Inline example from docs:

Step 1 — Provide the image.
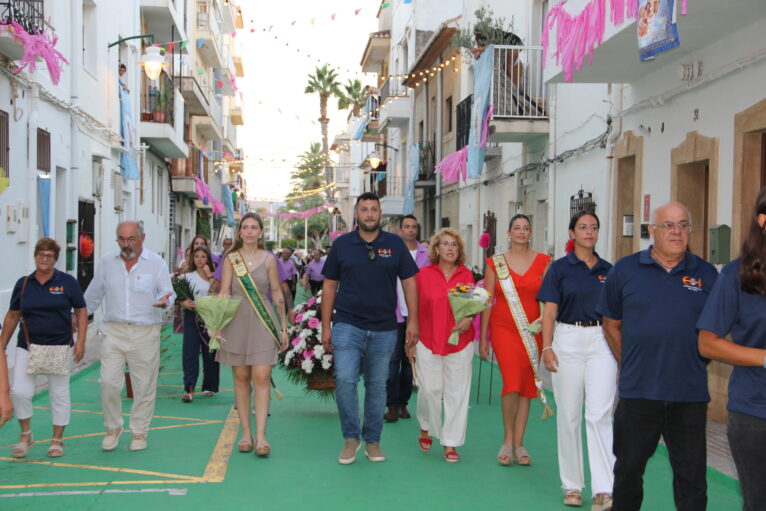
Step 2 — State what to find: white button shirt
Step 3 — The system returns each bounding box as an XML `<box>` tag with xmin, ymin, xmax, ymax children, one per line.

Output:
<box><xmin>84</xmin><ymin>249</ymin><xmax>175</xmax><ymax>325</ymax></box>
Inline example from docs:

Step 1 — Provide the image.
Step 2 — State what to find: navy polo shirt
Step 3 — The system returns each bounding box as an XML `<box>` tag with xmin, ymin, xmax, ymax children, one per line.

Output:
<box><xmin>9</xmin><ymin>270</ymin><xmax>86</xmax><ymax>350</ymax></box>
<box><xmin>596</xmin><ymin>247</ymin><xmax>718</xmax><ymax>402</ymax></box>
<box><xmin>697</xmin><ymin>259</ymin><xmax>766</xmax><ymax>419</ymax></box>
<box><xmin>537</xmin><ymin>252</ymin><xmax>612</xmax><ymax>323</ymax></box>
<box><xmin>322</xmin><ymin>230</ymin><xmax>419</xmax><ymax>331</ymax></box>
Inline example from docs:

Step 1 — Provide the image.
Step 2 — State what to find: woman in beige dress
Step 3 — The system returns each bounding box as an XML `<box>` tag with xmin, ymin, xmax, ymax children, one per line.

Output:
<box><xmin>219</xmin><ymin>213</ymin><xmax>288</xmax><ymax>457</ymax></box>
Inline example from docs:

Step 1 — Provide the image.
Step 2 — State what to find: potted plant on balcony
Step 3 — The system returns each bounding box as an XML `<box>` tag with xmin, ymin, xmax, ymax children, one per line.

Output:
<box><xmin>152</xmin><ymin>88</ymin><xmax>172</xmax><ymax>123</ymax></box>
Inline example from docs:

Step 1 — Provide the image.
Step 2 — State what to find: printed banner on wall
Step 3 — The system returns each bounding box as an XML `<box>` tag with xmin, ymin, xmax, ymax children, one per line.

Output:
<box><xmin>637</xmin><ymin>0</ymin><xmax>680</xmax><ymax>61</ymax></box>
<box><xmin>119</xmin><ymin>85</ymin><xmax>139</xmax><ymax>180</ymax></box>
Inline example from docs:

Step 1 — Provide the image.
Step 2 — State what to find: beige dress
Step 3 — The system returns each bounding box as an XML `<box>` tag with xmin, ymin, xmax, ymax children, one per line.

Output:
<box><xmin>217</xmin><ymin>261</ymin><xmax>279</xmax><ymax>366</ymax></box>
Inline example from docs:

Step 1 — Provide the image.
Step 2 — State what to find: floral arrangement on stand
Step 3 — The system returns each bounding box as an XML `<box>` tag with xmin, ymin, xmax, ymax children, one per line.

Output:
<box><xmin>279</xmin><ymin>291</ymin><xmax>335</xmax><ymax>399</ymax></box>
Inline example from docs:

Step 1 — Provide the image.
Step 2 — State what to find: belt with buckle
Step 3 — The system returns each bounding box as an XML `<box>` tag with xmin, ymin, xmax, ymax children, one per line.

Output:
<box><xmin>561</xmin><ymin>320</ymin><xmax>602</xmax><ymax>327</ymax></box>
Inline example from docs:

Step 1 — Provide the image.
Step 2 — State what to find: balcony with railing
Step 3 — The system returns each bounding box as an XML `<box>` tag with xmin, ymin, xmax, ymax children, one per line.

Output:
<box><xmin>364</xmin><ymin>170</ymin><xmax>407</xmax><ymax>216</ymax></box>
<box><xmin>177</xmin><ymin>74</ymin><xmax>211</xmax><ymax>116</ymax></box>
<box><xmin>140</xmin><ymin>71</ymin><xmax>188</xmax><ymax>158</ymax></box>
<box><xmin>0</xmin><ymin>0</ymin><xmax>44</xmax><ymax>59</ymax></box>
<box><xmin>196</xmin><ymin>0</ymin><xmax>224</xmax><ymax>68</ymax></box>
<box><xmin>334</xmin><ymin>167</ymin><xmax>351</xmax><ymax>189</ymax></box>
<box><xmin>456</xmin><ymin>94</ymin><xmax>501</xmax><ymax>160</ymax></box>
<box><xmin>378</xmin><ymin>77</ymin><xmax>409</xmax><ymax>131</ymax></box>
<box><xmin>415</xmin><ymin>141</ymin><xmax>436</xmax><ymax>187</ymax></box>
<box><xmin>141</xmin><ymin>0</ymin><xmax>186</xmax><ymax>52</ymax></box>
<box><xmin>223</xmin><ymin>115</ymin><xmax>237</xmax><ymax>151</ymax></box>
<box><xmin>192</xmin><ymin>93</ymin><xmax>223</xmax><ymax>142</ymax></box>
<box><xmin>488</xmin><ymin>45</ymin><xmax>549</xmax><ymax>143</ymax></box>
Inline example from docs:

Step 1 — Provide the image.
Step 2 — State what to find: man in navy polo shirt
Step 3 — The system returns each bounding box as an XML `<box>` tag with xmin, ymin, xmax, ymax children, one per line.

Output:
<box><xmin>321</xmin><ymin>192</ymin><xmax>420</xmax><ymax>465</ymax></box>
<box><xmin>597</xmin><ymin>202</ymin><xmax>718</xmax><ymax>511</ymax></box>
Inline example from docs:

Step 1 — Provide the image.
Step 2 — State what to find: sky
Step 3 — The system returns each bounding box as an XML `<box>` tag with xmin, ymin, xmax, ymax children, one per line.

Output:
<box><xmin>236</xmin><ymin>1</ymin><xmax>381</xmax><ymax>201</ymax></box>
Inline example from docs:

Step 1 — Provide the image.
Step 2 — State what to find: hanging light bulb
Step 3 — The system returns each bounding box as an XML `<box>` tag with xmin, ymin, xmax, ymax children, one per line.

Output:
<box><xmin>140</xmin><ymin>46</ymin><xmax>166</xmax><ymax>80</ymax></box>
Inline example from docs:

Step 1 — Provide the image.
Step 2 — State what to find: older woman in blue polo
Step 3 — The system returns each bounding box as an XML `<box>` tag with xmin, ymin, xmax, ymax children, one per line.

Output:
<box><xmin>0</xmin><ymin>238</ymin><xmax>88</xmax><ymax>458</ymax></box>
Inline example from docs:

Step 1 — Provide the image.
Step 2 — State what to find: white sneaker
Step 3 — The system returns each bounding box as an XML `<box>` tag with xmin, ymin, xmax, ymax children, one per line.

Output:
<box><xmin>102</xmin><ymin>427</ymin><xmax>123</xmax><ymax>451</ymax></box>
<box><xmin>130</xmin><ymin>433</ymin><xmax>148</xmax><ymax>451</ymax></box>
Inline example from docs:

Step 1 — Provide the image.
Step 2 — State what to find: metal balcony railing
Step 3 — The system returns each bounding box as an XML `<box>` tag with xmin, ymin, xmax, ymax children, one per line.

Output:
<box><xmin>456</xmin><ymin>94</ymin><xmax>472</xmax><ymax>149</ymax></box>
<box><xmin>141</xmin><ymin>72</ymin><xmax>175</xmax><ymax>127</ymax></box>
<box><xmin>0</xmin><ymin>0</ymin><xmax>44</xmax><ymax>35</ymax></box>
<box><xmin>334</xmin><ymin>167</ymin><xmax>351</xmax><ymax>184</ymax></box>
<box><xmin>380</xmin><ymin>77</ymin><xmax>407</xmax><ymax>103</ymax></box>
<box><xmin>491</xmin><ymin>45</ymin><xmax>548</xmax><ymax>119</ymax></box>
<box><xmin>363</xmin><ymin>94</ymin><xmax>379</xmax><ymax>121</ymax></box>
<box><xmin>418</xmin><ymin>141</ymin><xmax>435</xmax><ymax>181</ymax></box>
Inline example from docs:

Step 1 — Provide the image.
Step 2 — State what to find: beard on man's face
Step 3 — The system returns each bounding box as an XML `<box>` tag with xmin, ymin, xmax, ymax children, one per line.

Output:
<box><xmin>121</xmin><ymin>246</ymin><xmax>136</xmax><ymax>259</ymax></box>
<box><xmin>358</xmin><ymin>218</ymin><xmax>380</xmax><ymax>232</ymax></box>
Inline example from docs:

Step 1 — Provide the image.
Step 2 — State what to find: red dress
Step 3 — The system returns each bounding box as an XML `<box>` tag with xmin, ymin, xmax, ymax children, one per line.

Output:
<box><xmin>486</xmin><ymin>253</ymin><xmax>550</xmax><ymax>397</ymax></box>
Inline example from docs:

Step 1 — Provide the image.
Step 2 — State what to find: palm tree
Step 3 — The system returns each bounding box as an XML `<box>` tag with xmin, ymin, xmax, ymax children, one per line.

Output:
<box><xmin>337</xmin><ymin>79</ymin><xmax>367</xmax><ymax>118</ymax></box>
<box><xmin>304</xmin><ymin>64</ymin><xmax>341</xmax><ymax>192</ymax></box>
<box><xmin>291</xmin><ymin>142</ymin><xmax>325</xmax><ymax>190</ymax></box>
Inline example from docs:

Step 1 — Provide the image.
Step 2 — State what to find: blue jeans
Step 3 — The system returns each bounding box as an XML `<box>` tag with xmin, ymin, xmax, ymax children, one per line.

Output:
<box><xmin>727</xmin><ymin>410</ymin><xmax>766</xmax><ymax>511</ymax></box>
<box><xmin>332</xmin><ymin>323</ymin><xmax>397</xmax><ymax>444</ymax></box>
<box><xmin>386</xmin><ymin>321</ymin><xmax>412</xmax><ymax>407</ymax></box>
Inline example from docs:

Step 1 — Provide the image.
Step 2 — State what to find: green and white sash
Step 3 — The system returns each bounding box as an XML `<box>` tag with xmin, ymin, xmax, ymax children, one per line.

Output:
<box><xmin>492</xmin><ymin>254</ymin><xmax>554</xmax><ymax>419</ymax></box>
<box><xmin>228</xmin><ymin>251</ymin><xmax>280</xmax><ymax>347</ymax></box>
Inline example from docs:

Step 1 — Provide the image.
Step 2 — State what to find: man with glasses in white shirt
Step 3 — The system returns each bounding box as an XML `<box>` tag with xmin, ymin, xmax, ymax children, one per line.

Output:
<box><xmin>84</xmin><ymin>221</ymin><xmax>174</xmax><ymax>452</ymax></box>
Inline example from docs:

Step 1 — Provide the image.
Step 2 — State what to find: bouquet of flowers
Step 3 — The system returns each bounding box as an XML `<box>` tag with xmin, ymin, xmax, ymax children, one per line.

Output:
<box><xmin>447</xmin><ymin>283</ymin><xmax>492</xmax><ymax>345</ymax></box>
<box><xmin>194</xmin><ymin>295</ymin><xmax>242</xmax><ymax>351</ymax></box>
<box><xmin>278</xmin><ymin>291</ymin><xmax>335</xmax><ymax>399</ymax></box>
<box><xmin>171</xmin><ymin>277</ymin><xmax>195</xmax><ymax>303</ymax></box>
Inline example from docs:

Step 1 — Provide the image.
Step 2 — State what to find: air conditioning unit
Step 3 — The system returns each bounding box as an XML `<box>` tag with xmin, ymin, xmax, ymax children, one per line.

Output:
<box><xmin>113</xmin><ymin>172</ymin><xmax>123</xmax><ymax>212</ymax></box>
<box><xmin>16</xmin><ymin>201</ymin><xmax>29</xmax><ymax>243</ymax></box>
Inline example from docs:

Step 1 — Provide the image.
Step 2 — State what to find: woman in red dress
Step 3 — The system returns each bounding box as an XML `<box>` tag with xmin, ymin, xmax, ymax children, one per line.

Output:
<box><xmin>480</xmin><ymin>214</ymin><xmax>550</xmax><ymax>466</ymax></box>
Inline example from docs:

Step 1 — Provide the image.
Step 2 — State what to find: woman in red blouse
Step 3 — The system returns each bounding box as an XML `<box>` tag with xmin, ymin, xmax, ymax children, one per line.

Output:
<box><xmin>414</xmin><ymin>228</ymin><xmax>476</xmax><ymax>463</ymax></box>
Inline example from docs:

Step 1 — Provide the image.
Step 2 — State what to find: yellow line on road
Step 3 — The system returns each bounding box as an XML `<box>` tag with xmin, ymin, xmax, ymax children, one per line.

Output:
<box><xmin>0</xmin><ymin>479</ymin><xmax>207</xmax><ymax>490</ymax></box>
<box><xmin>201</xmin><ymin>407</ymin><xmax>239</xmax><ymax>482</ymax></box>
<box><xmin>28</xmin><ymin>420</ymin><xmax>223</xmax><ymax>444</ymax></box>
<box><xmin>0</xmin><ymin>457</ymin><xmax>200</xmax><ymax>481</ymax></box>
<box><xmin>33</xmin><ymin>406</ymin><xmax>214</xmax><ymax>422</ymax></box>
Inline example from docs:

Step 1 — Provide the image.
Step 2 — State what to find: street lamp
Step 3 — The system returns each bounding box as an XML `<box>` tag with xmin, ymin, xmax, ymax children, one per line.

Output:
<box><xmin>107</xmin><ymin>34</ymin><xmax>167</xmax><ymax>81</ymax></box>
<box><xmin>368</xmin><ymin>143</ymin><xmax>399</xmax><ymax>170</ymax></box>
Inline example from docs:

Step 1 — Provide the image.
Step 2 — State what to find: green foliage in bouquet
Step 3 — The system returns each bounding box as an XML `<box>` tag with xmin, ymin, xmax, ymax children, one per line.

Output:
<box><xmin>172</xmin><ymin>277</ymin><xmax>195</xmax><ymax>304</ymax></box>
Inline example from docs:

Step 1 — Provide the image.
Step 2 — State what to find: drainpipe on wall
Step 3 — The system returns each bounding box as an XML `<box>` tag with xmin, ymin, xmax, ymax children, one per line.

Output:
<box><xmin>435</xmin><ymin>56</ymin><xmax>443</xmax><ymax>232</ymax></box>
<box><xmin>27</xmin><ymin>83</ymin><xmax>40</xmax><ymax>263</ymax></box>
<box><xmin>70</xmin><ymin>0</ymin><xmax>82</xmax><ymax>267</ymax></box>
<box><xmin>605</xmin><ymin>84</ymin><xmax>624</xmax><ymax>258</ymax></box>
<box><xmin>546</xmin><ymin>84</ymin><xmax>557</xmax><ymax>257</ymax></box>
<box><xmin>423</xmin><ymin>80</ymin><xmax>429</xmax><ymax>234</ymax></box>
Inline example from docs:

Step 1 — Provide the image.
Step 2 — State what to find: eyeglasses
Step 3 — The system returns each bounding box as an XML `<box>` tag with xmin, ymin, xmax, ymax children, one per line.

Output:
<box><xmin>117</xmin><ymin>236</ymin><xmax>138</xmax><ymax>244</ymax></box>
<box><xmin>439</xmin><ymin>241</ymin><xmax>459</xmax><ymax>249</ymax></box>
<box><xmin>653</xmin><ymin>221</ymin><xmax>692</xmax><ymax>232</ymax></box>
<box><xmin>364</xmin><ymin>243</ymin><xmax>376</xmax><ymax>261</ymax></box>
<box><xmin>35</xmin><ymin>252</ymin><xmax>56</xmax><ymax>260</ymax></box>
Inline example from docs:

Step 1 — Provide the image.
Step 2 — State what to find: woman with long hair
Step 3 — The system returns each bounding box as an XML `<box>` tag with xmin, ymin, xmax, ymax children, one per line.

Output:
<box><xmin>480</xmin><ymin>214</ymin><xmax>550</xmax><ymax>467</ymax></box>
<box><xmin>538</xmin><ymin>211</ymin><xmax>616</xmax><ymax>508</ymax></box>
<box><xmin>219</xmin><ymin>213</ymin><xmax>288</xmax><ymax>457</ymax></box>
<box><xmin>698</xmin><ymin>187</ymin><xmax>766</xmax><ymax>510</ymax></box>
<box><xmin>180</xmin><ymin>246</ymin><xmax>220</xmax><ymax>402</ymax></box>
<box><xmin>180</xmin><ymin>235</ymin><xmax>211</xmax><ymax>273</ymax></box>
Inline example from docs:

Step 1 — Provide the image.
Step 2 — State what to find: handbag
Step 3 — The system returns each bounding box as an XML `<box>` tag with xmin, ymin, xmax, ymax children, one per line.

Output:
<box><xmin>19</xmin><ymin>276</ymin><xmax>71</xmax><ymax>376</ymax></box>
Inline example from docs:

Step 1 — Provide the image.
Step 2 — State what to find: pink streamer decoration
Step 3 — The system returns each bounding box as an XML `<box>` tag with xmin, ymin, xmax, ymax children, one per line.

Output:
<box><xmin>681</xmin><ymin>0</ymin><xmax>687</xmax><ymax>15</ymax></box>
<box><xmin>329</xmin><ymin>230</ymin><xmax>347</xmax><ymax>241</ymax></box>
<box><xmin>435</xmin><ymin>105</ymin><xmax>494</xmax><ymax>185</ymax></box>
<box><xmin>543</xmin><ymin>0</ymin><xmax>639</xmax><ymax>82</ymax></box>
<box><xmin>8</xmin><ymin>22</ymin><xmax>69</xmax><ymax>85</ymax></box>
<box><xmin>261</xmin><ymin>204</ymin><xmax>334</xmax><ymax>220</ymax></box>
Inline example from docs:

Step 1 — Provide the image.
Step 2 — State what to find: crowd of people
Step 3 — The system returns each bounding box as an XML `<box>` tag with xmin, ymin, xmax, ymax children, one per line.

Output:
<box><xmin>0</xmin><ymin>189</ymin><xmax>765</xmax><ymax>511</ymax></box>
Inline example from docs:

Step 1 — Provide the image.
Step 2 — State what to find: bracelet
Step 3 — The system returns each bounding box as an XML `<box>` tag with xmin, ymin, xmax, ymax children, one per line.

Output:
<box><xmin>541</xmin><ymin>346</ymin><xmax>554</xmax><ymax>353</ymax></box>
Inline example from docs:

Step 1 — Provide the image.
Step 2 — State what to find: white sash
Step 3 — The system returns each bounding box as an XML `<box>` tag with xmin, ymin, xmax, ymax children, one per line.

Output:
<box><xmin>492</xmin><ymin>254</ymin><xmax>554</xmax><ymax>419</ymax></box>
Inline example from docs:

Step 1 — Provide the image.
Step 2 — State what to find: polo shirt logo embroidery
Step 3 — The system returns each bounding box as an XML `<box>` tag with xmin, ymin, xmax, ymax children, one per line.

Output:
<box><xmin>682</xmin><ymin>276</ymin><xmax>703</xmax><ymax>292</ymax></box>
<box><xmin>49</xmin><ymin>286</ymin><xmax>64</xmax><ymax>294</ymax></box>
<box><xmin>377</xmin><ymin>248</ymin><xmax>393</xmax><ymax>258</ymax></box>
<box><xmin>597</xmin><ymin>275</ymin><xmax>606</xmax><ymax>283</ymax></box>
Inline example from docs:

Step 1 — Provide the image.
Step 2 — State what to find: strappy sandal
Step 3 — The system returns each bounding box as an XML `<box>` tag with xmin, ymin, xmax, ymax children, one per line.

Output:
<box><xmin>238</xmin><ymin>436</ymin><xmax>253</xmax><ymax>453</ymax></box>
<box><xmin>444</xmin><ymin>449</ymin><xmax>460</xmax><ymax>463</ymax></box>
<box><xmin>418</xmin><ymin>430</ymin><xmax>432</xmax><ymax>452</ymax></box>
<box><xmin>12</xmin><ymin>431</ymin><xmax>34</xmax><ymax>458</ymax></box>
<box><xmin>497</xmin><ymin>444</ymin><xmax>513</xmax><ymax>466</ymax></box>
<box><xmin>48</xmin><ymin>438</ymin><xmax>64</xmax><ymax>458</ymax></box>
<box><xmin>255</xmin><ymin>441</ymin><xmax>271</xmax><ymax>458</ymax></box>
<box><xmin>514</xmin><ymin>446</ymin><xmax>532</xmax><ymax>466</ymax></box>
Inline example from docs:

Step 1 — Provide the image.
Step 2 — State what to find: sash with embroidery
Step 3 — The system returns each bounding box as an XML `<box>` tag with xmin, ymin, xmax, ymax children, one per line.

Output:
<box><xmin>228</xmin><ymin>251</ymin><xmax>281</xmax><ymax>347</ymax></box>
<box><xmin>492</xmin><ymin>254</ymin><xmax>554</xmax><ymax>419</ymax></box>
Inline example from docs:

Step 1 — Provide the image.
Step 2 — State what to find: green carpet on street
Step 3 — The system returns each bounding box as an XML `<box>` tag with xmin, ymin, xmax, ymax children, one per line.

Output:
<box><xmin>0</xmin><ymin>287</ymin><xmax>742</xmax><ymax>510</ymax></box>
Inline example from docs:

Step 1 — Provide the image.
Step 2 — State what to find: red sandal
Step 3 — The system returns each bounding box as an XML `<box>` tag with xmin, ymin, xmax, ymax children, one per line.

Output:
<box><xmin>444</xmin><ymin>450</ymin><xmax>460</xmax><ymax>463</ymax></box>
<box><xmin>418</xmin><ymin>430</ymin><xmax>432</xmax><ymax>452</ymax></box>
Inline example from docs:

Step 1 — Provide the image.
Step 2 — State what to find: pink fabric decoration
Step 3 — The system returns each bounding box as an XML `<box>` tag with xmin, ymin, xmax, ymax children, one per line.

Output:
<box><xmin>435</xmin><ymin>105</ymin><xmax>494</xmax><ymax>185</ymax></box>
<box><xmin>262</xmin><ymin>204</ymin><xmax>335</xmax><ymax>220</ymax></box>
<box><xmin>681</xmin><ymin>0</ymin><xmax>687</xmax><ymax>15</ymax></box>
<box><xmin>9</xmin><ymin>22</ymin><xmax>69</xmax><ymax>85</ymax></box>
<box><xmin>330</xmin><ymin>230</ymin><xmax>347</xmax><ymax>241</ymax></box>
<box><xmin>544</xmin><ymin>0</ymin><xmax>640</xmax><ymax>82</ymax></box>
<box><xmin>212</xmin><ymin>198</ymin><xmax>224</xmax><ymax>215</ymax></box>
<box><xmin>565</xmin><ymin>239</ymin><xmax>576</xmax><ymax>254</ymax></box>
<box><xmin>479</xmin><ymin>232</ymin><xmax>491</xmax><ymax>249</ymax></box>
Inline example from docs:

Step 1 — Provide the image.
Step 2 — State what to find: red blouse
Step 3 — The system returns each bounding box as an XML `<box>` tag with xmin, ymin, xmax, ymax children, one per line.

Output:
<box><xmin>415</xmin><ymin>264</ymin><xmax>476</xmax><ymax>356</ymax></box>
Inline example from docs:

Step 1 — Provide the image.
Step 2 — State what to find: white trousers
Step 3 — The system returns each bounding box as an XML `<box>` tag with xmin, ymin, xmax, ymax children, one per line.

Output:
<box><xmin>10</xmin><ymin>347</ymin><xmax>72</xmax><ymax>426</ymax></box>
<box><xmin>100</xmin><ymin>322</ymin><xmax>161</xmax><ymax>435</ymax></box>
<box><xmin>415</xmin><ymin>342</ymin><xmax>474</xmax><ymax>447</ymax></box>
<box><xmin>551</xmin><ymin>323</ymin><xmax>618</xmax><ymax>494</ymax></box>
